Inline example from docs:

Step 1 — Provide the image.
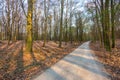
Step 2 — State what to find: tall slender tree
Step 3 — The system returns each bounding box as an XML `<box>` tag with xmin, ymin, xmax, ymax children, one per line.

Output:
<box><xmin>26</xmin><ymin>0</ymin><xmax>34</xmax><ymax>52</ymax></box>
<box><xmin>111</xmin><ymin>0</ymin><xmax>115</xmax><ymax>48</ymax></box>
<box><xmin>59</xmin><ymin>0</ymin><xmax>64</xmax><ymax>47</ymax></box>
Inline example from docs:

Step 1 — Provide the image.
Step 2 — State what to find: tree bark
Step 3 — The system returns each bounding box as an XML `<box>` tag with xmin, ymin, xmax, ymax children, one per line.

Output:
<box><xmin>26</xmin><ymin>0</ymin><xmax>34</xmax><ymax>52</ymax></box>
<box><xmin>59</xmin><ymin>0</ymin><xmax>64</xmax><ymax>47</ymax></box>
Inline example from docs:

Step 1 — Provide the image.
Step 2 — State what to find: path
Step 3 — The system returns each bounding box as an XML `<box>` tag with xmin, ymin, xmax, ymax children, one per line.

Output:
<box><xmin>32</xmin><ymin>41</ymin><xmax>110</xmax><ymax>80</ymax></box>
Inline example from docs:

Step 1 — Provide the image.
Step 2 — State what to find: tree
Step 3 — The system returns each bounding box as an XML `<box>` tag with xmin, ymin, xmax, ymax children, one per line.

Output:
<box><xmin>65</xmin><ymin>0</ymin><xmax>68</xmax><ymax>45</ymax></box>
<box><xmin>104</xmin><ymin>0</ymin><xmax>111</xmax><ymax>51</ymax></box>
<box><xmin>6</xmin><ymin>0</ymin><xmax>11</xmax><ymax>45</ymax></box>
<box><xmin>33</xmin><ymin>1</ymin><xmax>40</xmax><ymax>40</ymax></box>
<box><xmin>26</xmin><ymin>0</ymin><xmax>34</xmax><ymax>52</ymax></box>
<box><xmin>87</xmin><ymin>0</ymin><xmax>113</xmax><ymax>51</ymax></box>
<box><xmin>43</xmin><ymin>0</ymin><xmax>49</xmax><ymax>47</ymax></box>
<box><xmin>59</xmin><ymin>0</ymin><xmax>64</xmax><ymax>47</ymax></box>
<box><xmin>111</xmin><ymin>0</ymin><xmax>115</xmax><ymax>48</ymax></box>
<box><xmin>69</xmin><ymin>0</ymin><xmax>73</xmax><ymax>44</ymax></box>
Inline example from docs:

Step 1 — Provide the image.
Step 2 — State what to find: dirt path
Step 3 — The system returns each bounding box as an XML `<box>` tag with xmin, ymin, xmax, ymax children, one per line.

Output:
<box><xmin>32</xmin><ymin>42</ymin><xmax>110</xmax><ymax>80</ymax></box>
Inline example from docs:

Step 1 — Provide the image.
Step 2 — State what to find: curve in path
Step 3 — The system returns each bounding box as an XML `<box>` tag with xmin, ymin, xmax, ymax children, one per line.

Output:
<box><xmin>32</xmin><ymin>41</ymin><xmax>110</xmax><ymax>80</ymax></box>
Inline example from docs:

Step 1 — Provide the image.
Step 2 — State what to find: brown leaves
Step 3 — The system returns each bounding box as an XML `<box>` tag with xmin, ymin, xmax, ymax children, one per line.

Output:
<box><xmin>0</xmin><ymin>41</ymin><xmax>79</xmax><ymax>80</ymax></box>
<box><xmin>90</xmin><ymin>40</ymin><xmax>120</xmax><ymax>80</ymax></box>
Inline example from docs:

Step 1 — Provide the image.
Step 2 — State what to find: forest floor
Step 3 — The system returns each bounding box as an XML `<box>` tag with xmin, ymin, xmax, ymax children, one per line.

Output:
<box><xmin>0</xmin><ymin>41</ymin><xmax>80</xmax><ymax>80</ymax></box>
<box><xmin>90</xmin><ymin>40</ymin><xmax>120</xmax><ymax>80</ymax></box>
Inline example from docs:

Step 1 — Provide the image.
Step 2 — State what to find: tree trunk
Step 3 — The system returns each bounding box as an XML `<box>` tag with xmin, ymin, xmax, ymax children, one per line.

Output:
<box><xmin>59</xmin><ymin>0</ymin><xmax>64</xmax><ymax>47</ymax></box>
<box><xmin>111</xmin><ymin>0</ymin><xmax>115</xmax><ymax>48</ymax></box>
<box><xmin>26</xmin><ymin>0</ymin><xmax>34</xmax><ymax>52</ymax></box>
<box><xmin>105</xmin><ymin>0</ymin><xmax>111</xmax><ymax>51</ymax></box>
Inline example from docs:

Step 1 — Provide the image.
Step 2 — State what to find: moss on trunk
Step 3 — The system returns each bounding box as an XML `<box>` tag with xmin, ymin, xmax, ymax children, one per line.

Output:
<box><xmin>26</xmin><ymin>0</ymin><xmax>34</xmax><ymax>52</ymax></box>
